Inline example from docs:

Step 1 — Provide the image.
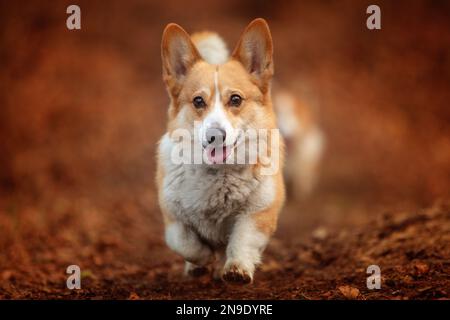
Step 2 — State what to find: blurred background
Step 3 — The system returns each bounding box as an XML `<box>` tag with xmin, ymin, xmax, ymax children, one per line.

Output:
<box><xmin>0</xmin><ymin>0</ymin><xmax>449</xmax><ymax>298</ymax></box>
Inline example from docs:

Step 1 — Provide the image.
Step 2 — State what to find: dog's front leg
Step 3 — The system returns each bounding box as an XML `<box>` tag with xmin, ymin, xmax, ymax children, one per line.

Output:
<box><xmin>165</xmin><ymin>221</ymin><xmax>214</xmax><ymax>276</ymax></box>
<box><xmin>222</xmin><ymin>210</ymin><xmax>276</xmax><ymax>284</ymax></box>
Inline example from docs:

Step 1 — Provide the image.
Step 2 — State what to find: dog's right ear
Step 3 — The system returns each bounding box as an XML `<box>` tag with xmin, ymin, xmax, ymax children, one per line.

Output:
<box><xmin>161</xmin><ymin>23</ymin><xmax>200</xmax><ymax>94</ymax></box>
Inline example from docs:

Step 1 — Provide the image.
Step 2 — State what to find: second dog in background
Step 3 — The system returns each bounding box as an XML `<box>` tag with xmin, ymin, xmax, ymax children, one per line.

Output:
<box><xmin>274</xmin><ymin>91</ymin><xmax>324</xmax><ymax>198</ymax></box>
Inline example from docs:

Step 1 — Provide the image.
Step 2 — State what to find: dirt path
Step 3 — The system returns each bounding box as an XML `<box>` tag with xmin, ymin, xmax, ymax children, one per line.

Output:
<box><xmin>1</xmin><ymin>195</ymin><xmax>448</xmax><ymax>300</ymax></box>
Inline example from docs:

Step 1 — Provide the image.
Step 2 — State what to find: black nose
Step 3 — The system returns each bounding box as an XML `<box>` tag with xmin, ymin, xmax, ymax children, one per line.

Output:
<box><xmin>206</xmin><ymin>127</ymin><xmax>226</xmax><ymax>145</ymax></box>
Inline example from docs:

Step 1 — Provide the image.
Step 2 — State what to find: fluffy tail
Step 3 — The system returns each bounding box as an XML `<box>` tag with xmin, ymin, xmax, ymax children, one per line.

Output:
<box><xmin>191</xmin><ymin>31</ymin><xmax>229</xmax><ymax>65</ymax></box>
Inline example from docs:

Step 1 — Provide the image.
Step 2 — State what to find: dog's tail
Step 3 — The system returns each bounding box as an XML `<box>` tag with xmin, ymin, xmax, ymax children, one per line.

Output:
<box><xmin>192</xmin><ymin>31</ymin><xmax>229</xmax><ymax>65</ymax></box>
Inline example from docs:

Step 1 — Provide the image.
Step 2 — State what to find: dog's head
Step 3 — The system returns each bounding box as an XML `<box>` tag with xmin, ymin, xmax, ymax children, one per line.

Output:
<box><xmin>161</xmin><ymin>18</ymin><xmax>276</xmax><ymax>165</ymax></box>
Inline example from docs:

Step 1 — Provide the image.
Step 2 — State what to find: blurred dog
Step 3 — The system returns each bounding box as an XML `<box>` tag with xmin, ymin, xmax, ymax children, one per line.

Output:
<box><xmin>273</xmin><ymin>91</ymin><xmax>324</xmax><ymax>198</ymax></box>
<box><xmin>156</xmin><ymin>19</ymin><xmax>285</xmax><ymax>283</ymax></box>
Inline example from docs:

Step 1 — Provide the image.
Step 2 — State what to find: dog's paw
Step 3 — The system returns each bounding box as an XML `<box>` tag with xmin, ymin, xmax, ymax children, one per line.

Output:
<box><xmin>221</xmin><ymin>261</ymin><xmax>253</xmax><ymax>284</ymax></box>
<box><xmin>184</xmin><ymin>262</ymin><xmax>209</xmax><ymax>278</ymax></box>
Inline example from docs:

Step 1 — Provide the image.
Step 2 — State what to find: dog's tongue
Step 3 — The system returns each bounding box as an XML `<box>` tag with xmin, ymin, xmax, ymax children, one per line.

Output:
<box><xmin>206</xmin><ymin>146</ymin><xmax>231</xmax><ymax>164</ymax></box>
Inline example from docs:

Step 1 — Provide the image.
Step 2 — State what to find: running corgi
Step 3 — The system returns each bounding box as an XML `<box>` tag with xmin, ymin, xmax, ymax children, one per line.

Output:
<box><xmin>156</xmin><ymin>18</ymin><xmax>285</xmax><ymax>284</ymax></box>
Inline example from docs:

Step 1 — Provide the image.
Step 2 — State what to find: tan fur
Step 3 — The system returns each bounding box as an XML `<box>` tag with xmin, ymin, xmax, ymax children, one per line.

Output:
<box><xmin>274</xmin><ymin>90</ymin><xmax>316</xmax><ymax>135</ymax></box>
<box><xmin>191</xmin><ymin>31</ymin><xmax>217</xmax><ymax>44</ymax></box>
<box><xmin>273</xmin><ymin>90</ymin><xmax>324</xmax><ymax>197</ymax></box>
<box><xmin>253</xmin><ymin>171</ymin><xmax>285</xmax><ymax>236</ymax></box>
<box><xmin>157</xmin><ymin>18</ymin><xmax>284</xmax><ymax>284</ymax></box>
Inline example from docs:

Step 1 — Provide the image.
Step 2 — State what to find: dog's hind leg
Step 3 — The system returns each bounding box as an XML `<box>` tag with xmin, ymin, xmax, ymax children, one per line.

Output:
<box><xmin>212</xmin><ymin>248</ymin><xmax>226</xmax><ymax>280</ymax></box>
<box><xmin>184</xmin><ymin>261</ymin><xmax>209</xmax><ymax>278</ymax></box>
<box><xmin>165</xmin><ymin>221</ymin><xmax>214</xmax><ymax>269</ymax></box>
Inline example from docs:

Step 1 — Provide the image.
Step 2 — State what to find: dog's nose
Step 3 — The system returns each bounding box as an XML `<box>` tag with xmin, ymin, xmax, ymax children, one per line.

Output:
<box><xmin>206</xmin><ymin>127</ymin><xmax>226</xmax><ymax>145</ymax></box>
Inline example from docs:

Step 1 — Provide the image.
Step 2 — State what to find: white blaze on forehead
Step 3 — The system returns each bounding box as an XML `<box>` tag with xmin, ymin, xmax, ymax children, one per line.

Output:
<box><xmin>214</xmin><ymin>71</ymin><xmax>221</xmax><ymax>107</ymax></box>
<box><xmin>199</xmin><ymin>69</ymin><xmax>236</xmax><ymax>146</ymax></box>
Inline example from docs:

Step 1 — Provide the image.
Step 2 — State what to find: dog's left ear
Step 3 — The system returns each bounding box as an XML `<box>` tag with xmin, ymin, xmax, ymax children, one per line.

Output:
<box><xmin>232</xmin><ymin>18</ymin><xmax>273</xmax><ymax>91</ymax></box>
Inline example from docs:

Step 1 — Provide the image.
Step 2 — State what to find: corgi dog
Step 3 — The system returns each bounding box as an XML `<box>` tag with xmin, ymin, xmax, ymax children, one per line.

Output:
<box><xmin>273</xmin><ymin>91</ymin><xmax>324</xmax><ymax>198</ymax></box>
<box><xmin>156</xmin><ymin>18</ymin><xmax>285</xmax><ymax>284</ymax></box>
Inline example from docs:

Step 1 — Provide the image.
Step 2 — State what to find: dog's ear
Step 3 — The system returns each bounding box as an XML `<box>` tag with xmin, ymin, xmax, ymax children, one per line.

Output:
<box><xmin>161</xmin><ymin>23</ymin><xmax>201</xmax><ymax>93</ymax></box>
<box><xmin>232</xmin><ymin>18</ymin><xmax>273</xmax><ymax>91</ymax></box>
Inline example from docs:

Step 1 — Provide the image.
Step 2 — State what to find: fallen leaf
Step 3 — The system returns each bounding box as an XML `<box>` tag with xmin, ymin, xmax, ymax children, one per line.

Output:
<box><xmin>128</xmin><ymin>292</ymin><xmax>140</xmax><ymax>300</ymax></box>
<box><xmin>81</xmin><ymin>270</ymin><xmax>95</xmax><ymax>279</ymax></box>
<box><xmin>338</xmin><ymin>285</ymin><xmax>360</xmax><ymax>299</ymax></box>
<box><xmin>402</xmin><ymin>275</ymin><xmax>414</xmax><ymax>284</ymax></box>
<box><xmin>413</xmin><ymin>261</ymin><xmax>429</xmax><ymax>275</ymax></box>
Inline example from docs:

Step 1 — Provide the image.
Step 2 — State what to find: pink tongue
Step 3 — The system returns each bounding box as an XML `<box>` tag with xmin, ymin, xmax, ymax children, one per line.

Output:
<box><xmin>206</xmin><ymin>146</ymin><xmax>230</xmax><ymax>164</ymax></box>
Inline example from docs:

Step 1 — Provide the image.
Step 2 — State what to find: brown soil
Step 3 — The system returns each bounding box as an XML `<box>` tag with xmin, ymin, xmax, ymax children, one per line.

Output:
<box><xmin>0</xmin><ymin>0</ymin><xmax>449</xmax><ymax>299</ymax></box>
<box><xmin>1</xmin><ymin>194</ymin><xmax>449</xmax><ymax>300</ymax></box>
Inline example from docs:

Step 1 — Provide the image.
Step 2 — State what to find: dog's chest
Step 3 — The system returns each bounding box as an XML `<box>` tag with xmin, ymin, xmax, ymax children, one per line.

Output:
<box><xmin>163</xmin><ymin>164</ymin><xmax>260</xmax><ymax>243</ymax></box>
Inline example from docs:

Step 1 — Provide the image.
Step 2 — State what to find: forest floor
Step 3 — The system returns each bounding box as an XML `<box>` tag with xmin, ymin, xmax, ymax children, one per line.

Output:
<box><xmin>1</xmin><ymin>191</ymin><xmax>449</xmax><ymax>300</ymax></box>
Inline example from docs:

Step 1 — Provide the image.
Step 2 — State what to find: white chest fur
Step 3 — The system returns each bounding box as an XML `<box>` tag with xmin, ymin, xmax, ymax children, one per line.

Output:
<box><xmin>159</xmin><ymin>134</ymin><xmax>275</xmax><ymax>245</ymax></box>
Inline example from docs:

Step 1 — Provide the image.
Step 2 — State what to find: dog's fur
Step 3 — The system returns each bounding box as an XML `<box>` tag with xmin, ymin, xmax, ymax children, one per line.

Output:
<box><xmin>156</xmin><ymin>18</ymin><xmax>285</xmax><ymax>283</ymax></box>
<box><xmin>274</xmin><ymin>91</ymin><xmax>324</xmax><ymax>198</ymax></box>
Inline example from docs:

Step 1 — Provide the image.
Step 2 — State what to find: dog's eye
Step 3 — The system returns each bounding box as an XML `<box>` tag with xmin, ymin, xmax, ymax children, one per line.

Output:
<box><xmin>193</xmin><ymin>96</ymin><xmax>206</xmax><ymax>108</ymax></box>
<box><xmin>229</xmin><ymin>94</ymin><xmax>242</xmax><ymax>107</ymax></box>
